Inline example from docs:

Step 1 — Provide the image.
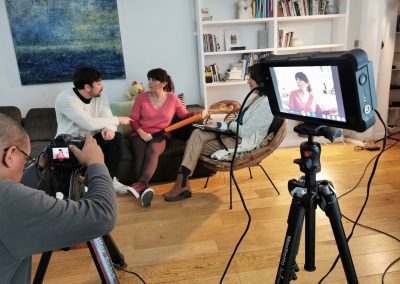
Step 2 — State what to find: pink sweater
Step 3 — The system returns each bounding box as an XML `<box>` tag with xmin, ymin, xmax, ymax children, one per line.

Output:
<box><xmin>129</xmin><ymin>92</ymin><xmax>193</xmax><ymax>137</ymax></box>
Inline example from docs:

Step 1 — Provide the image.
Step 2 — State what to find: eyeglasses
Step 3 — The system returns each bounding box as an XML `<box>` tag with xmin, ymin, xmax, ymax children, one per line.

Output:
<box><xmin>3</xmin><ymin>146</ymin><xmax>36</xmax><ymax>169</ymax></box>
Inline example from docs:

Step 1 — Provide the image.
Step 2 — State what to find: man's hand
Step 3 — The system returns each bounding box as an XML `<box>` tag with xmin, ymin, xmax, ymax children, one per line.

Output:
<box><xmin>102</xmin><ymin>128</ymin><xmax>116</xmax><ymax>140</ymax></box>
<box><xmin>118</xmin><ymin>116</ymin><xmax>132</xmax><ymax>125</ymax></box>
<box><xmin>69</xmin><ymin>134</ymin><xmax>104</xmax><ymax>166</ymax></box>
<box><xmin>137</xmin><ymin>128</ymin><xmax>153</xmax><ymax>142</ymax></box>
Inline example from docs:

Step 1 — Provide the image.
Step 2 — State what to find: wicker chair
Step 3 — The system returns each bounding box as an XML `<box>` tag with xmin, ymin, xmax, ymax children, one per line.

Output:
<box><xmin>199</xmin><ymin>116</ymin><xmax>287</xmax><ymax>209</ymax></box>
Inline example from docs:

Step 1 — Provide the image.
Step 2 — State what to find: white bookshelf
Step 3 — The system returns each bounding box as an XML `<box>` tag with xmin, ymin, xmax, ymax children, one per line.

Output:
<box><xmin>195</xmin><ymin>0</ymin><xmax>349</xmax><ymax>111</ymax></box>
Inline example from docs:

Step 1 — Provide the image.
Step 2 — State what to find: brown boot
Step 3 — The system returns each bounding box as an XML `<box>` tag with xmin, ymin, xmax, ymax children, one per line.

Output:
<box><xmin>163</xmin><ymin>173</ymin><xmax>192</xmax><ymax>202</ymax></box>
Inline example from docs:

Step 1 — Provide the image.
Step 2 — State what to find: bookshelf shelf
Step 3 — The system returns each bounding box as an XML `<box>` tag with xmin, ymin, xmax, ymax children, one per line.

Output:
<box><xmin>206</xmin><ymin>80</ymin><xmax>248</xmax><ymax>87</ymax></box>
<box><xmin>202</xmin><ymin>18</ymin><xmax>274</xmax><ymax>26</ymax></box>
<box><xmin>195</xmin><ymin>0</ymin><xmax>349</xmax><ymax>109</ymax></box>
<box><xmin>204</xmin><ymin>48</ymin><xmax>274</xmax><ymax>56</ymax></box>
<box><xmin>276</xmin><ymin>13</ymin><xmax>346</xmax><ymax>22</ymax></box>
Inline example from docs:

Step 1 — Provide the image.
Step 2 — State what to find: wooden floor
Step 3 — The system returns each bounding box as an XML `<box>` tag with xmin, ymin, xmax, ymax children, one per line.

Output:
<box><xmin>32</xmin><ymin>135</ymin><xmax>400</xmax><ymax>283</ymax></box>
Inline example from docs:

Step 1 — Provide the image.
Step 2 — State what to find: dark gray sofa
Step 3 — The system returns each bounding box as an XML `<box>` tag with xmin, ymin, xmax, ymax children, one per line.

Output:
<box><xmin>0</xmin><ymin>105</ymin><xmax>213</xmax><ymax>185</ymax></box>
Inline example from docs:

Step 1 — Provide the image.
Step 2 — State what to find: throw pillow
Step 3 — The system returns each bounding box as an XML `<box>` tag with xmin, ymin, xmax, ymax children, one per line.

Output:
<box><xmin>109</xmin><ymin>101</ymin><xmax>134</xmax><ymax>137</ymax></box>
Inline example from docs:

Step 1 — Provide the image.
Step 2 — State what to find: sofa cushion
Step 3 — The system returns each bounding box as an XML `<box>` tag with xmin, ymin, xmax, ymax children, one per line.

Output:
<box><xmin>110</xmin><ymin>101</ymin><xmax>134</xmax><ymax>137</ymax></box>
<box><xmin>24</xmin><ymin>108</ymin><xmax>57</xmax><ymax>141</ymax></box>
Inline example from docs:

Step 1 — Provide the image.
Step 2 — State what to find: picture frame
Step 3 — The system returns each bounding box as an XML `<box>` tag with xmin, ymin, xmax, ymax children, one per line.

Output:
<box><xmin>224</xmin><ymin>29</ymin><xmax>242</xmax><ymax>51</ymax></box>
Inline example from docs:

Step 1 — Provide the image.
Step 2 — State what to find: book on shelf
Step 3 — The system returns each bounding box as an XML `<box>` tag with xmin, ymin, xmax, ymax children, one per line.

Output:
<box><xmin>205</xmin><ymin>63</ymin><xmax>221</xmax><ymax>83</ymax></box>
<box><xmin>225</xmin><ymin>67</ymin><xmax>243</xmax><ymax>80</ymax></box>
<box><xmin>253</xmin><ymin>0</ymin><xmax>274</xmax><ymax>18</ymax></box>
<box><xmin>203</xmin><ymin>34</ymin><xmax>220</xmax><ymax>52</ymax></box>
<box><xmin>277</xmin><ymin>0</ymin><xmax>329</xmax><ymax>17</ymax></box>
<box><xmin>277</xmin><ymin>28</ymin><xmax>294</xmax><ymax>47</ymax></box>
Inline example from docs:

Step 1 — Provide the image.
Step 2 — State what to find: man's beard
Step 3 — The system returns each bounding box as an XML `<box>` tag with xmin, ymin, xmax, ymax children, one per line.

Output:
<box><xmin>93</xmin><ymin>88</ymin><xmax>103</xmax><ymax>97</ymax></box>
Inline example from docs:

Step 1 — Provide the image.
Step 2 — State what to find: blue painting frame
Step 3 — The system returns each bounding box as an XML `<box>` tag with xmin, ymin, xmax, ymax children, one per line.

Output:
<box><xmin>5</xmin><ymin>0</ymin><xmax>126</xmax><ymax>85</ymax></box>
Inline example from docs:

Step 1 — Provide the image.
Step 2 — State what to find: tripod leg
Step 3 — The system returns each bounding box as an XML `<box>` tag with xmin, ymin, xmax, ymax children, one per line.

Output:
<box><xmin>319</xmin><ymin>183</ymin><xmax>358</xmax><ymax>283</ymax></box>
<box><xmin>275</xmin><ymin>189</ymin><xmax>306</xmax><ymax>284</ymax></box>
<box><xmin>33</xmin><ymin>251</ymin><xmax>53</xmax><ymax>284</ymax></box>
<box><xmin>304</xmin><ymin>205</ymin><xmax>316</xmax><ymax>271</ymax></box>
<box><xmin>87</xmin><ymin>237</ymin><xmax>120</xmax><ymax>284</ymax></box>
<box><xmin>103</xmin><ymin>233</ymin><xmax>126</xmax><ymax>268</ymax></box>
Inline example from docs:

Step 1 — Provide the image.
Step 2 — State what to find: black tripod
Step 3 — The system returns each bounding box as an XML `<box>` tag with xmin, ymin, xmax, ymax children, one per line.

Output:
<box><xmin>275</xmin><ymin>124</ymin><xmax>358</xmax><ymax>283</ymax></box>
<box><xmin>33</xmin><ymin>168</ymin><xmax>125</xmax><ymax>284</ymax></box>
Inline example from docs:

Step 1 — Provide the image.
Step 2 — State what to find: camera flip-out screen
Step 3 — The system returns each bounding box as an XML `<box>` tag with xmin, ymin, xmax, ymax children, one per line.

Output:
<box><xmin>52</xmin><ymin>147</ymin><xmax>70</xmax><ymax>160</ymax></box>
<box><xmin>259</xmin><ymin>49</ymin><xmax>377</xmax><ymax>132</ymax></box>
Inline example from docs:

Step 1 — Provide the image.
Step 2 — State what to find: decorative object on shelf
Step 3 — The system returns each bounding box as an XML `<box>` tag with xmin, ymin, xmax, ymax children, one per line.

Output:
<box><xmin>290</xmin><ymin>38</ymin><xmax>303</xmax><ymax>47</ymax></box>
<box><xmin>125</xmin><ymin>81</ymin><xmax>144</xmax><ymax>101</ymax></box>
<box><xmin>237</xmin><ymin>0</ymin><xmax>253</xmax><ymax>19</ymax></box>
<box><xmin>201</xmin><ymin>7</ymin><xmax>212</xmax><ymax>21</ymax></box>
<box><xmin>225</xmin><ymin>29</ymin><xmax>243</xmax><ymax>51</ymax></box>
<box><xmin>324</xmin><ymin>0</ymin><xmax>338</xmax><ymax>14</ymax></box>
<box><xmin>257</xmin><ymin>30</ymin><xmax>268</xmax><ymax>49</ymax></box>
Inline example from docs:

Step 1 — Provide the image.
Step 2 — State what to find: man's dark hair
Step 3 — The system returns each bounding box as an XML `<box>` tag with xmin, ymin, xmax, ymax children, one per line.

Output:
<box><xmin>73</xmin><ymin>67</ymin><xmax>102</xmax><ymax>89</ymax></box>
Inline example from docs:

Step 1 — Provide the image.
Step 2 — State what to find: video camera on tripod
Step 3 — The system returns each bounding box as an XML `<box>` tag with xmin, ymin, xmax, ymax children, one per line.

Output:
<box><xmin>252</xmin><ymin>49</ymin><xmax>377</xmax><ymax>283</ymax></box>
<box><xmin>34</xmin><ymin>134</ymin><xmax>125</xmax><ymax>283</ymax></box>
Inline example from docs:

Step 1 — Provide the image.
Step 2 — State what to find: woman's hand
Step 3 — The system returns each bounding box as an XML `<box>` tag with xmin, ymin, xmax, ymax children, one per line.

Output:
<box><xmin>138</xmin><ymin>128</ymin><xmax>153</xmax><ymax>142</ymax></box>
<box><xmin>201</xmin><ymin>109</ymin><xmax>208</xmax><ymax>118</ymax></box>
<box><xmin>205</xmin><ymin>119</ymin><xmax>218</xmax><ymax>128</ymax></box>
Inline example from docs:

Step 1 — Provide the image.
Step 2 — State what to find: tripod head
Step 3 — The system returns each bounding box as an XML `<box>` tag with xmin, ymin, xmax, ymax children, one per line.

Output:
<box><xmin>293</xmin><ymin>123</ymin><xmax>341</xmax><ymax>176</ymax></box>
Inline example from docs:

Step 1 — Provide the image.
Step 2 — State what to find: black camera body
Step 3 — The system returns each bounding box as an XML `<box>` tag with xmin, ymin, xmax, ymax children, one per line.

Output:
<box><xmin>46</xmin><ymin>134</ymin><xmax>85</xmax><ymax>170</ymax></box>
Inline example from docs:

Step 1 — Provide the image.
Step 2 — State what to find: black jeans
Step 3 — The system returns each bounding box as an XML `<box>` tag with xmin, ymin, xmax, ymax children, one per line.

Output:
<box><xmin>93</xmin><ymin>132</ymin><xmax>123</xmax><ymax>179</ymax></box>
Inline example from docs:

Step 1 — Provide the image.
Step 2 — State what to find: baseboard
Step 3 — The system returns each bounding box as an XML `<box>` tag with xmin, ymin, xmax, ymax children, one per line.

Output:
<box><xmin>343</xmin><ymin>137</ymin><xmax>365</xmax><ymax>147</ymax></box>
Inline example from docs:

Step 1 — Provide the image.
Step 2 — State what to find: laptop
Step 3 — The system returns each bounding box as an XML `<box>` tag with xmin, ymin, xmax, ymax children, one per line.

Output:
<box><xmin>192</xmin><ymin>123</ymin><xmax>234</xmax><ymax>135</ymax></box>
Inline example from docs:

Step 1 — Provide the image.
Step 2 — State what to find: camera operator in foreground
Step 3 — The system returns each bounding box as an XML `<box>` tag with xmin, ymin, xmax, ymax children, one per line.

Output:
<box><xmin>55</xmin><ymin>66</ymin><xmax>132</xmax><ymax>194</ymax></box>
<box><xmin>0</xmin><ymin>113</ymin><xmax>117</xmax><ymax>283</ymax></box>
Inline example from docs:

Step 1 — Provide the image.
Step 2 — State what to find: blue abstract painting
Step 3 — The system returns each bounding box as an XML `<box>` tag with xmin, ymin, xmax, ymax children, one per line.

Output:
<box><xmin>5</xmin><ymin>0</ymin><xmax>126</xmax><ymax>85</ymax></box>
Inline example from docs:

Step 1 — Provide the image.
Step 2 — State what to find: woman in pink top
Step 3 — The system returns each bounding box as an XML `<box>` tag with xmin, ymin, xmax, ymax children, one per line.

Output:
<box><xmin>127</xmin><ymin>68</ymin><xmax>195</xmax><ymax>207</ymax></box>
<box><xmin>288</xmin><ymin>72</ymin><xmax>316</xmax><ymax>113</ymax></box>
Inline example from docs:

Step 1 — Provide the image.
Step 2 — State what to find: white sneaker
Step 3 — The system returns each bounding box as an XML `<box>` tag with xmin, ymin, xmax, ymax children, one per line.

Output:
<box><xmin>141</xmin><ymin>188</ymin><xmax>155</xmax><ymax>208</ymax></box>
<box><xmin>113</xmin><ymin>177</ymin><xmax>131</xmax><ymax>195</ymax></box>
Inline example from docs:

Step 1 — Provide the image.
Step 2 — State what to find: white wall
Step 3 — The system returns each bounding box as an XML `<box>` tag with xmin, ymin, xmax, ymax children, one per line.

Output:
<box><xmin>0</xmin><ymin>0</ymin><xmax>201</xmax><ymax>116</ymax></box>
<box><xmin>344</xmin><ymin>0</ymin><xmax>398</xmax><ymax>141</ymax></box>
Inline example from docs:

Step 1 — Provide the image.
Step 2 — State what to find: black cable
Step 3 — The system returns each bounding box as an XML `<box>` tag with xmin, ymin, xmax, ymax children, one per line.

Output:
<box><xmin>338</xmin><ymin>130</ymin><xmax>400</xmax><ymax>283</ymax></box>
<box><xmin>338</xmin><ymin>139</ymin><xmax>400</xmax><ymax>200</ymax></box>
<box><xmin>219</xmin><ymin>87</ymin><xmax>257</xmax><ymax>283</ymax></box>
<box><xmin>318</xmin><ymin>110</ymin><xmax>387</xmax><ymax>283</ymax></box>
<box><xmin>113</xmin><ymin>263</ymin><xmax>147</xmax><ymax>284</ymax></box>
<box><xmin>382</xmin><ymin>257</ymin><xmax>400</xmax><ymax>284</ymax></box>
<box><xmin>342</xmin><ymin>215</ymin><xmax>400</xmax><ymax>284</ymax></box>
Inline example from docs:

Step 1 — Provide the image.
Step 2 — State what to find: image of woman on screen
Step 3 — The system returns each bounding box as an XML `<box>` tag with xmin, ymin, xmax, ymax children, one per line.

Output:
<box><xmin>288</xmin><ymin>72</ymin><xmax>316</xmax><ymax>113</ymax></box>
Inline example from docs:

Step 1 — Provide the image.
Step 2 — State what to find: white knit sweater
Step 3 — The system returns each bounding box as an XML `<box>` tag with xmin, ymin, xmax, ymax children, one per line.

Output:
<box><xmin>55</xmin><ymin>88</ymin><xmax>119</xmax><ymax>137</ymax></box>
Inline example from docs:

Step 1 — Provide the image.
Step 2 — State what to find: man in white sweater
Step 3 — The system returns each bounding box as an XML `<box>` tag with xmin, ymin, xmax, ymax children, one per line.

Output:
<box><xmin>55</xmin><ymin>67</ymin><xmax>132</xmax><ymax>194</ymax></box>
